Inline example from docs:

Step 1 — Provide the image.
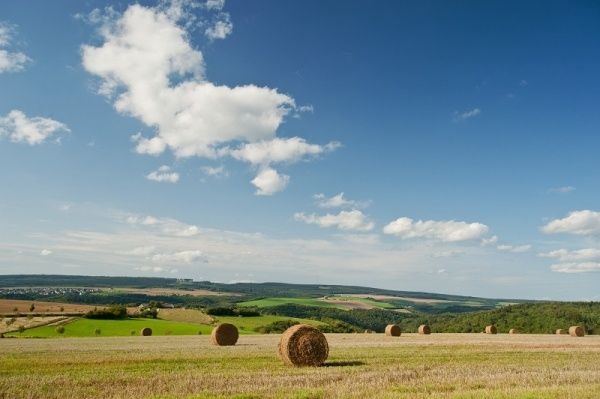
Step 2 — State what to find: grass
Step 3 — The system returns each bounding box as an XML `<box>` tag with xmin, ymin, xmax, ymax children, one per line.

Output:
<box><xmin>6</xmin><ymin>314</ymin><xmax>325</xmax><ymax>337</ymax></box>
<box><xmin>1</xmin><ymin>334</ymin><xmax>599</xmax><ymax>398</ymax></box>
<box><xmin>6</xmin><ymin>317</ymin><xmax>212</xmax><ymax>337</ymax></box>
<box><xmin>213</xmin><ymin>315</ymin><xmax>324</xmax><ymax>334</ymax></box>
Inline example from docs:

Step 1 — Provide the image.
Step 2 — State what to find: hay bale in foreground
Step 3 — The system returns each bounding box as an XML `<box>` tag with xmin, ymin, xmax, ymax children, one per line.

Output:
<box><xmin>385</xmin><ymin>324</ymin><xmax>401</xmax><ymax>337</ymax></box>
<box><xmin>140</xmin><ymin>327</ymin><xmax>152</xmax><ymax>336</ymax></box>
<box><xmin>485</xmin><ymin>325</ymin><xmax>497</xmax><ymax>334</ymax></box>
<box><xmin>211</xmin><ymin>323</ymin><xmax>239</xmax><ymax>346</ymax></box>
<box><xmin>418</xmin><ymin>324</ymin><xmax>431</xmax><ymax>335</ymax></box>
<box><xmin>509</xmin><ymin>328</ymin><xmax>518</xmax><ymax>334</ymax></box>
<box><xmin>279</xmin><ymin>324</ymin><xmax>328</xmax><ymax>367</ymax></box>
<box><xmin>556</xmin><ymin>329</ymin><xmax>566</xmax><ymax>335</ymax></box>
<box><xmin>569</xmin><ymin>325</ymin><xmax>585</xmax><ymax>337</ymax></box>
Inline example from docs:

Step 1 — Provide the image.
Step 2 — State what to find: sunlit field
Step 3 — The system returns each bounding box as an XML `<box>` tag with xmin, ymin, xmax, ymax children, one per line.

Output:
<box><xmin>1</xmin><ymin>334</ymin><xmax>599</xmax><ymax>399</ymax></box>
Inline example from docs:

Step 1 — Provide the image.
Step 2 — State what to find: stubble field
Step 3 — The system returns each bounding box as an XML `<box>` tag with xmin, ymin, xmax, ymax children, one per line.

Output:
<box><xmin>1</xmin><ymin>334</ymin><xmax>599</xmax><ymax>399</ymax></box>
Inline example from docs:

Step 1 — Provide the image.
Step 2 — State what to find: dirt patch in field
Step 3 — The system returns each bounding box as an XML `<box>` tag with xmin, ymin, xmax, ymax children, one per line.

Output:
<box><xmin>157</xmin><ymin>308</ymin><xmax>214</xmax><ymax>325</ymax></box>
<box><xmin>118</xmin><ymin>288</ymin><xmax>240</xmax><ymax>297</ymax></box>
<box><xmin>0</xmin><ymin>316</ymin><xmax>69</xmax><ymax>334</ymax></box>
<box><xmin>0</xmin><ymin>299</ymin><xmax>102</xmax><ymax>314</ymax></box>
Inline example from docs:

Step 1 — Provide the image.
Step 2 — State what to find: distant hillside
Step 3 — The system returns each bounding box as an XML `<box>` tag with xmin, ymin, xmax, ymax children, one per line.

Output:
<box><xmin>0</xmin><ymin>274</ymin><xmax>525</xmax><ymax>314</ymax></box>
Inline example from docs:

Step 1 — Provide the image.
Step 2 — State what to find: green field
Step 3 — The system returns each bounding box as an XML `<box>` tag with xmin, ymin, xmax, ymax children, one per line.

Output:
<box><xmin>8</xmin><ymin>317</ymin><xmax>211</xmax><ymax>337</ymax></box>
<box><xmin>7</xmin><ymin>314</ymin><xmax>326</xmax><ymax>338</ymax></box>
<box><xmin>238</xmin><ymin>296</ymin><xmax>394</xmax><ymax>309</ymax></box>
<box><xmin>1</xmin><ymin>334</ymin><xmax>599</xmax><ymax>398</ymax></box>
<box><xmin>214</xmin><ymin>315</ymin><xmax>324</xmax><ymax>333</ymax></box>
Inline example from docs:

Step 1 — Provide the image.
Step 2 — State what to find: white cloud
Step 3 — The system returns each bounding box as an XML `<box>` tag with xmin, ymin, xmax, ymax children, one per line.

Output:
<box><xmin>230</xmin><ymin>137</ymin><xmax>340</xmax><ymax>167</ymax></box>
<box><xmin>205</xmin><ymin>0</ymin><xmax>226</xmax><ymax>10</ymax></box>
<box><xmin>0</xmin><ymin>110</ymin><xmax>70</xmax><ymax>145</ymax></box>
<box><xmin>481</xmin><ymin>235</ymin><xmax>498</xmax><ymax>246</ymax></box>
<box><xmin>550</xmin><ymin>262</ymin><xmax>600</xmax><ymax>273</ymax></box>
<box><xmin>151</xmin><ymin>250</ymin><xmax>205</xmax><ymax>264</ymax></box>
<box><xmin>294</xmin><ymin>210</ymin><xmax>374</xmax><ymax>232</ymax></box>
<box><xmin>134</xmin><ymin>265</ymin><xmax>173</xmax><ymax>273</ymax></box>
<box><xmin>540</xmin><ymin>248</ymin><xmax>600</xmax><ymax>262</ymax></box>
<box><xmin>201</xmin><ymin>165</ymin><xmax>228</xmax><ymax>178</ymax></box>
<box><xmin>383</xmin><ymin>217</ymin><xmax>488</xmax><ymax>242</ymax></box>
<box><xmin>453</xmin><ymin>108</ymin><xmax>481</xmax><ymax>121</ymax></box>
<box><xmin>127</xmin><ymin>214</ymin><xmax>199</xmax><ymax>237</ymax></box>
<box><xmin>130</xmin><ymin>246</ymin><xmax>156</xmax><ymax>256</ymax></box>
<box><xmin>146</xmin><ymin>165</ymin><xmax>180</xmax><ymax>183</ymax></box>
<box><xmin>251</xmin><ymin>167</ymin><xmax>289</xmax><ymax>196</ymax></box>
<box><xmin>205</xmin><ymin>14</ymin><xmax>232</xmax><ymax>40</ymax></box>
<box><xmin>81</xmin><ymin>3</ymin><xmax>336</xmax><ymax>194</ymax></box>
<box><xmin>541</xmin><ymin>210</ymin><xmax>600</xmax><ymax>236</ymax></box>
<box><xmin>497</xmin><ymin>244</ymin><xmax>531</xmax><ymax>253</ymax></box>
<box><xmin>40</xmin><ymin>249</ymin><xmax>53</xmax><ymax>256</ymax></box>
<box><xmin>548</xmin><ymin>186</ymin><xmax>575</xmax><ymax>194</ymax></box>
<box><xmin>0</xmin><ymin>22</ymin><xmax>30</xmax><ymax>73</ymax></box>
<box><xmin>314</xmin><ymin>192</ymin><xmax>368</xmax><ymax>209</ymax></box>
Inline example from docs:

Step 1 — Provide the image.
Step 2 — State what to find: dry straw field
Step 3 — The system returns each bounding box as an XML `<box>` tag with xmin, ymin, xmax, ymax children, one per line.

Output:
<box><xmin>1</xmin><ymin>333</ymin><xmax>600</xmax><ymax>398</ymax></box>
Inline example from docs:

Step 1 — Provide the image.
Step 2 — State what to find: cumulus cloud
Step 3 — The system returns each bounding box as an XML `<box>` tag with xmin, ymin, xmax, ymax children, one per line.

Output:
<box><xmin>0</xmin><ymin>22</ymin><xmax>30</xmax><ymax>73</ymax></box>
<box><xmin>383</xmin><ymin>217</ymin><xmax>488</xmax><ymax>242</ymax></box>
<box><xmin>453</xmin><ymin>108</ymin><xmax>481</xmax><ymax>122</ymax></box>
<box><xmin>251</xmin><ymin>167</ymin><xmax>289</xmax><ymax>196</ymax></box>
<box><xmin>205</xmin><ymin>14</ymin><xmax>232</xmax><ymax>40</ymax></box>
<box><xmin>0</xmin><ymin>110</ymin><xmax>70</xmax><ymax>145</ymax></box>
<box><xmin>146</xmin><ymin>165</ymin><xmax>180</xmax><ymax>183</ymax></box>
<box><xmin>314</xmin><ymin>192</ymin><xmax>368</xmax><ymax>209</ymax></box>
<box><xmin>481</xmin><ymin>235</ymin><xmax>498</xmax><ymax>246</ymax></box>
<box><xmin>40</xmin><ymin>249</ymin><xmax>53</xmax><ymax>256</ymax></box>
<box><xmin>550</xmin><ymin>262</ymin><xmax>600</xmax><ymax>273</ymax></box>
<box><xmin>294</xmin><ymin>210</ymin><xmax>374</xmax><ymax>232</ymax></box>
<box><xmin>497</xmin><ymin>244</ymin><xmax>531</xmax><ymax>253</ymax></box>
<box><xmin>541</xmin><ymin>210</ymin><xmax>600</xmax><ymax>236</ymax></box>
<box><xmin>540</xmin><ymin>248</ymin><xmax>600</xmax><ymax>262</ymax></box>
<box><xmin>127</xmin><ymin>214</ymin><xmax>199</xmax><ymax>237</ymax></box>
<box><xmin>201</xmin><ymin>165</ymin><xmax>228</xmax><ymax>178</ymax></box>
<box><xmin>81</xmin><ymin>2</ymin><xmax>336</xmax><ymax>194</ymax></box>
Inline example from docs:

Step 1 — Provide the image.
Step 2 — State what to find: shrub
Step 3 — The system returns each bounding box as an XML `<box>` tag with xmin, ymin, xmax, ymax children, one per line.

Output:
<box><xmin>55</xmin><ymin>326</ymin><xmax>65</xmax><ymax>334</ymax></box>
<box><xmin>18</xmin><ymin>326</ymin><xmax>25</xmax><ymax>333</ymax></box>
<box><xmin>255</xmin><ymin>320</ymin><xmax>299</xmax><ymax>334</ymax></box>
<box><xmin>94</xmin><ymin>328</ymin><xmax>101</xmax><ymax>336</ymax></box>
<box><xmin>85</xmin><ymin>304</ymin><xmax>127</xmax><ymax>319</ymax></box>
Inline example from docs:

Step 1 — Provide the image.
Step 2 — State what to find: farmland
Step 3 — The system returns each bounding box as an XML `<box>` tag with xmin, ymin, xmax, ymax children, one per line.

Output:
<box><xmin>237</xmin><ymin>296</ymin><xmax>395</xmax><ymax>310</ymax></box>
<box><xmin>1</xmin><ymin>334</ymin><xmax>599</xmax><ymax>398</ymax></box>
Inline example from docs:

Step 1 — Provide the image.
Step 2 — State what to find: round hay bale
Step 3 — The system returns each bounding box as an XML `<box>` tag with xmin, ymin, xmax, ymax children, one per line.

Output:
<box><xmin>556</xmin><ymin>329</ymin><xmax>566</xmax><ymax>335</ymax></box>
<box><xmin>569</xmin><ymin>325</ymin><xmax>585</xmax><ymax>337</ymax></box>
<box><xmin>418</xmin><ymin>324</ymin><xmax>431</xmax><ymax>335</ymax></box>
<box><xmin>385</xmin><ymin>324</ymin><xmax>401</xmax><ymax>337</ymax></box>
<box><xmin>509</xmin><ymin>328</ymin><xmax>518</xmax><ymax>334</ymax></box>
<box><xmin>364</xmin><ymin>329</ymin><xmax>374</xmax><ymax>334</ymax></box>
<box><xmin>140</xmin><ymin>327</ymin><xmax>152</xmax><ymax>336</ymax></box>
<box><xmin>211</xmin><ymin>323</ymin><xmax>239</xmax><ymax>346</ymax></box>
<box><xmin>279</xmin><ymin>324</ymin><xmax>328</xmax><ymax>367</ymax></box>
<box><xmin>485</xmin><ymin>325</ymin><xmax>497</xmax><ymax>334</ymax></box>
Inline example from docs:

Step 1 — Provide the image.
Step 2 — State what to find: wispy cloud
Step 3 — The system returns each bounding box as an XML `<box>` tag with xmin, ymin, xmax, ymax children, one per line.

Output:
<box><xmin>548</xmin><ymin>186</ymin><xmax>575</xmax><ymax>194</ymax></box>
<box><xmin>453</xmin><ymin>108</ymin><xmax>481</xmax><ymax>122</ymax></box>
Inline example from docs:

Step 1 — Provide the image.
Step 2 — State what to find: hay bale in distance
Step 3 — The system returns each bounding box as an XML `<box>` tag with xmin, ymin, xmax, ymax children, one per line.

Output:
<box><xmin>485</xmin><ymin>325</ymin><xmax>497</xmax><ymax>334</ymax></box>
<box><xmin>509</xmin><ymin>328</ymin><xmax>518</xmax><ymax>334</ymax></box>
<box><xmin>385</xmin><ymin>324</ymin><xmax>401</xmax><ymax>337</ymax></box>
<box><xmin>279</xmin><ymin>324</ymin><xmax>329</xmax><ymax>367</ymax></box>
<box><xmin>418</xmin><ymin>324</ymin><xmax>431</xmax><ymax>335</ymax></box>
<box><xmin>556</xmin><ymin>329</ymin><xmax>566</xmax><ymax>335</ymax></box>
<box><xmin>140</xmin><ymin>327</ymin><xmax>152</xmax><ymax>336</ymax></box>
<box><xmin>211</xmin><ymin>323</ymin><xmax>239</xmax><ymax>346</ymax></box>
<box><xmin>569</xmin><ymin>325</ymin><xmax>585</xmax><ymax>337</ymax></box>
<box><xmin>364</xmin><ymin>329</ymin><xmax>374</xmax><ymax>334</ymax></box>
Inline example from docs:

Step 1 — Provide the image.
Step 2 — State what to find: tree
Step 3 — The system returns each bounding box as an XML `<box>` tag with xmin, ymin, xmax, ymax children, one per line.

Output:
<box><xmin>29</xmin><ymin>303</ymin><xmax>35</xmax><ymax>312</ymax></box>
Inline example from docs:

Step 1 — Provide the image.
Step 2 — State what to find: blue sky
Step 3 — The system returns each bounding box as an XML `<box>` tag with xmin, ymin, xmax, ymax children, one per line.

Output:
<box><xmin>1</xmin><ymin>0</ymin><xmax>599</xmax><ymax>299</ymax></box>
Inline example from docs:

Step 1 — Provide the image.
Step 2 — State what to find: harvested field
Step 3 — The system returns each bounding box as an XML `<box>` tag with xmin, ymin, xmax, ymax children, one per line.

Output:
<box><xmin>0</xmin><ymin>299</ymin><xmax>99</xmax><ymax>314</ymax></box>
<box><xmin>157</xmin><ymin>308</ymin><xmax>214</xmax><ymax>324</ymax></box>
<box><xmin>1</xmin><ymin>334</ymin><xmax>599</xmax><ymax>398</ymax></box>
<box><xmin>0</xmin><ymin>316</ymin><xmax>70</xmax><ymax>334</ymax></box>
